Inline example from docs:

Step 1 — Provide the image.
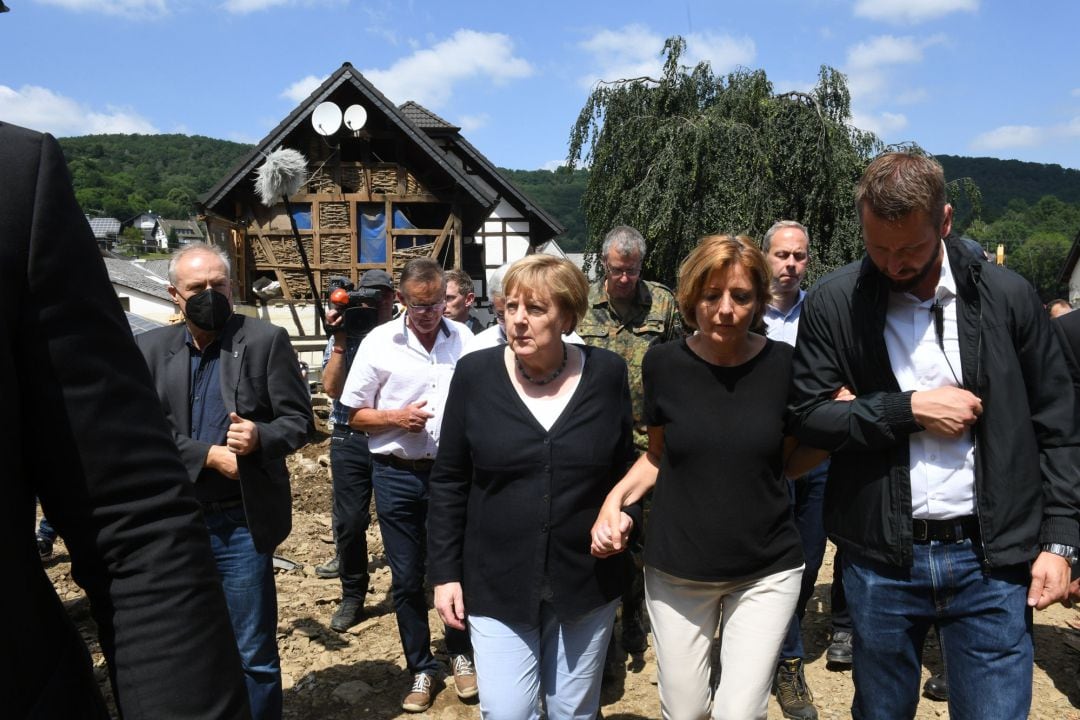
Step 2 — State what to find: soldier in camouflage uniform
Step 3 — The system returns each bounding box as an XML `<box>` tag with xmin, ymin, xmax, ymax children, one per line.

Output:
<box><xmin>577</xmin><ymin>225</ymin><xmax>681</xmax><ymax>662</ymax></box>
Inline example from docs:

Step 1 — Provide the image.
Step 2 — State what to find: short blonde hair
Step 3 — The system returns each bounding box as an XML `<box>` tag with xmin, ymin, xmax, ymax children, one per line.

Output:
<box><xmin>503</xmin><ymin>255</ymin><xmax>589</xmax><ymax>331</ymax></box>
<box><xmin>676</xmin><ymin>235</ymin><xmax>772</xmax><ymax>331</ymax></box>
<box><xmin>855</xmin><ymin>151</ymin><xmax>947</xmax><ymax>228</ymax></box>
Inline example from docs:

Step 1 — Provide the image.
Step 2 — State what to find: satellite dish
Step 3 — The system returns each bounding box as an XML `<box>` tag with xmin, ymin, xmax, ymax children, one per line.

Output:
<box><xmin>343</xmin><ymin>104</ymin><xmax>368</xmax><ymax>131</ymax></box>
<box><xmin>312</xmin><ymin>102</ymin><xmax>342</xmax><ymax>136</ymax></box>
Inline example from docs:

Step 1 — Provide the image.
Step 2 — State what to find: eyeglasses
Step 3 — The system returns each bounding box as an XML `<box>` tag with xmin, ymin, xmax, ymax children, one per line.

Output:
<box><xmin>406</xmin><ymin>301</ymin><xmax>446</xmax><ymax>316</ymax></box>
<box><xmin>605</xmin><ymin>264</ymin><xmax>641</xmax><ymax>279</ymax></box>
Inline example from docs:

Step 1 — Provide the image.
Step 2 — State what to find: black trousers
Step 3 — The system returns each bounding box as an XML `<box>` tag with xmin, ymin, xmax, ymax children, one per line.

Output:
<box><xmin>331</xmin><ymin>426</ymin><xmax>373</xmax><ymax>601</ymax></box>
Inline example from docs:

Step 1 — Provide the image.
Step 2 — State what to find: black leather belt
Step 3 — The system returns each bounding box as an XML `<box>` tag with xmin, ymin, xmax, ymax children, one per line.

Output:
<box><xmin>912</xmin><ymin>516</ymin><xmax>979</xmax><ymax>543</ymax></box>
<box><xmin>199</xmin><ymin>498</ymin><xmax>244</xmax><ymax>514</ymax></box>
<box><xmin>373</xmin><ymin>453</ymin><xmax>434</xmax><ymax>472</ymax></box>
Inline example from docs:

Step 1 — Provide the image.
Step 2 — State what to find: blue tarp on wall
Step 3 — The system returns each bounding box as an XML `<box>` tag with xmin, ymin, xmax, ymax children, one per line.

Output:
<box><xmin>359</xmin><ymin>209</ymin><xmax>416</xmax><ymax>262</ymax></box>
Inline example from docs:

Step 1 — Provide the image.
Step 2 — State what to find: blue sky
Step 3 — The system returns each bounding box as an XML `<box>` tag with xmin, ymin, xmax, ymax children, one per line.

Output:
<box><xmin>2</xmin><ymin>0</ymin><xmax>1079</xmax><ymax>170</ymax></box>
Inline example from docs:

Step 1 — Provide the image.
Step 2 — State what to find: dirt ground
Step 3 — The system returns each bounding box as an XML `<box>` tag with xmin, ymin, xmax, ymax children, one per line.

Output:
<box><xmin>46</xmin><ymin>427</ymin><xmax>1080</xmax><ymax>719</ymax></box>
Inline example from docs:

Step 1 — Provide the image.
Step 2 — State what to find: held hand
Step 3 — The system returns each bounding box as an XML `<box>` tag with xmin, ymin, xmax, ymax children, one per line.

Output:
<box><xmin>207</xmin><ymin>444</ymin><xmax>240</xmax><ymax>479</ymax></box>
<box><xmin>227</xmin><ymin>412</ymin><xmax>260</xmax><ymax>455</ymax></box>
<box><xmin>591</xmin><ymin>505</ymin><xmax>633</xmax><ymax>558</ymax></box>
<box><xmin>434</xmin><ymin>582</ymin><xmax>467</xmax><ymax>630</ymax></box>
<box><xmin>325</xmin><ymin>306</ymin><xmax>345</xmax><ymax>332</ymax></box>
<box><xmin>1028</xmin><ymin>552</ymin><xmax>1072</xmax><ymax>610</ymax></box>
<box><xmin>832</xmin><ymin>385</ymin><xmax>856</xmax><ymax>402</ymax></box>
<box><xmin>1065</xmin><ymin>577</ymin><xmax>1080</xmax><ymax>608</ymax></box>
<box><xmin>399</xmin><ymin>400</ymin><xmax>435</xmax><ymax>433</ymax></box>
<box><xmin>911</xmin><ymin>387</ymin><xmax>982</xmax><ymax>439</ymax></box>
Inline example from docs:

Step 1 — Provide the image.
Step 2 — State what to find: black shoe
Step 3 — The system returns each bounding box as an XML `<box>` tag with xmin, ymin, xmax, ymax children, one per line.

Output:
<box><xmin>923</xmin><ymin>673</ymin><xmax>948</xmax><ymax>701</ymax></box>
<box><xmin>773</xmin><ymin>658</ymin><xmax>818</xmax><ymax>720</ymax></box>
<box><xmin>621</xmin><ymin>610</ymin><xmax>648</xmax><ymax>654</ymax></box>
<box><xmin>826</xmin><ymin>630</ymin><xmax>853</xmax><ymax>666</ymax></box>
<box><xmin>36</xmin><ymin>536</ymin><xmax>53</xmax><ymax>560</ymax></box>
<box><xmin>330</xmin><ymin>597</ymin><xmax>364</xmax><ymax>632</ymax></box>
<box><xmin>315</xmin><ymin>557</ymin><xmax>340</xmax><ymax>579</ymax></box>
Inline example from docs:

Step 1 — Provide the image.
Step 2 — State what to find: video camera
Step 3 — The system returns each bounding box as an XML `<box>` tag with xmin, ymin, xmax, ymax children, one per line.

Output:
<box><xmin>327</xmin><ymin>276</ymin><xmax>381</xmax><ymax>349</ymax></box>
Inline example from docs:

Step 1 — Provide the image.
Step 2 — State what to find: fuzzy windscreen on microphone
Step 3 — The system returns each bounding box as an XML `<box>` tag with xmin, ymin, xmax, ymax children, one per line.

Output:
<box><xmin>255</xmin><ymin>148</ymin><xmax>309</xmax><ymax>206</ymax></box>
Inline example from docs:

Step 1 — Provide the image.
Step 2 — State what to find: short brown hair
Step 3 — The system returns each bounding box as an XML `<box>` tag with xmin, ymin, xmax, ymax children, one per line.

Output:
<box><xmin>676</xmin><ymin>235</ymin><xmax>772</xmax><ymax>331</ymax></box>
<box><xmin>400</xmin><ymin>258</ymin><xmax>445</xmax><ymax>289</ymax></box>
<box><xmin>503</xmin><ymin>255</ymin><xmax>589</xmax><ymax>331</ymax></box>
<box><xmin>855</xmin><ymin>151</ymin><xmax>947</xmax><ymax>228</ymax></box>
<box><xmin>444</xmin><ymin>268</ymin><xmax>474</xmax><ymax>295</ymax></box>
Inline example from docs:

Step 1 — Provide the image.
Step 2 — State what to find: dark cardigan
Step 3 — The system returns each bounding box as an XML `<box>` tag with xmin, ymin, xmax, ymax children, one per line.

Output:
<box><xmin>427</xmin><ymin>343</ymin><xmax>639</xmax><ymax>624</ymax></box>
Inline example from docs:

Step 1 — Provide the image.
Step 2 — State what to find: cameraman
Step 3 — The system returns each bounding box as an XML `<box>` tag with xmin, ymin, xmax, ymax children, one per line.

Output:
<box><xmin>320</xmin><ymin>269</ymin><xmax>396</xmax><ymax>632</ymax></box>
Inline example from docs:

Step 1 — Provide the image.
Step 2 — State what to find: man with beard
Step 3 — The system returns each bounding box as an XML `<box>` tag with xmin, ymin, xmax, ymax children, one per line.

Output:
<box><xmin>788</xmin><ymin>152</ymin><xmax>1080</xmax><ymax>719</ymax></box>
<box><xmin>136</xmin><ymin>242</ymin><xmax>313</xmax><ymax>720</ymax></box>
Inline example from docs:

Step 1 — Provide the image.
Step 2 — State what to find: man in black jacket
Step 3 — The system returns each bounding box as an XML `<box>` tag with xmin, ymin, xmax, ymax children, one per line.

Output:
<box><xmin>136</xmin><ymin>243</ymin><xmax>312</xmax><ymax>720</ymax></box>
<box><xmin>3</xmin><ymin>121</ymin><xmax>250</xmax><ymax>718</ymax></box>
<box><xmin>788</xmin><ymin>151</ymin><xmax>1080</xmax><ymax>719</ymax></box>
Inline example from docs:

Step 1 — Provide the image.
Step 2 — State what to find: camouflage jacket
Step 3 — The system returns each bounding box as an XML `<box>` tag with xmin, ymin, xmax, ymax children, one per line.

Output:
<box><xmin>577</xmin><ymin>279</ymin><xmax>682</xmax><ymax>451</ymax></box>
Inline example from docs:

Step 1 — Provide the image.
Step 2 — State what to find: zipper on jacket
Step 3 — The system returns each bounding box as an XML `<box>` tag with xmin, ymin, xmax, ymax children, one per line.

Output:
<box><xmin>968</xmin><ymin>269</ymin><xmax>991</xmax><ymax>570</ymax></box>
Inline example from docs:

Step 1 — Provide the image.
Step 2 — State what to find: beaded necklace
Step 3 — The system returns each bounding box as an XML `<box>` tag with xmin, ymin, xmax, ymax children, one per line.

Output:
<box><xmin>516</xmin><ymin>342</ymin><xmax>568</xmax><ymax>385</ymax></box>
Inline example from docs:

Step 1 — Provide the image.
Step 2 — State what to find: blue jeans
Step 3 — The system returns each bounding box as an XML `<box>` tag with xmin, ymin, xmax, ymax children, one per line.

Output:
<box><xmin>780</xmin><ymin>461</ymin><xmax>851</xmax><ymax>661</ymax></box>
<box><xmin>469</xmin><ymin>599</ymin><xmax>618</xmax><ymax>720</ymax></box>
<box><xmin>37</xmin><ymin>514</ymin><xmax>57</xmax><ymax>542</ymax></box>
<box><xmin>371</xmin><ymin>461</ymin><xmax>471</xmax><ymax>676</ymax></box>
<box><xmin>331</xmin><ymin>427</ymin><xmax>373</xmax><ymax>601</ymax></box>
<box><xmin>842</xmin><ymin>539</ymin><xmax>1032</xmax><ymax>720</ymax></box>
<box><xmin>204</xmin><ymin>505</ymin><xmax>282</xmax><ymax>720</ymax></box>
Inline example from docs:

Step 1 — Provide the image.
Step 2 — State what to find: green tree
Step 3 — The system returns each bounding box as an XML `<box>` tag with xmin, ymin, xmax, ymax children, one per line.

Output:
<box><xmin>167</xmin><ymin>228</ymin><xmax>180</xmax><ymax>250</ymax></box>
<box><xmin>1009</xmin><ymin>232</ymin><xmax>1071</xmax><ymax>302</ymax></box>
<box><xmin>119</xmin><ymin>226</ymin><xmax>146</xmax><ymax>257</ymax></box>
<box><xmin>566</xmin><ymin>37</ymin><xmax>881</xmax><ymax>286</ymax></box>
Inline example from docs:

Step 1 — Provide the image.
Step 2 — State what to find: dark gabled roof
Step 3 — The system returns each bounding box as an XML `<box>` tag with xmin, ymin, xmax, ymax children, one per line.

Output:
<box><xmin>399</xmin><ymin>101</ymin><xmax>459</xmax><ymax>131</ymax></box>
<box><xmin>125</xmin><ymin>311</ymin><xmax>166</xmax><ymax>335</ymax></box>
<box><xmin>448</xmin><ymin>134</ymin><xmax>565</xmax><ymax>242</ymax></box>
<box><xmin>396</xmin><ymin>100</ymin><xmax>563</xmax><ymax>243</ymax></box>
<box><xmin>199</xmin><ymin>62</ymin><xmax>496</xmax><ymax>213</ymax></box>
<box><xmin>103</xmin><ymin>258</ymin><xmax>173</xmax><ymax>301</ymax></box>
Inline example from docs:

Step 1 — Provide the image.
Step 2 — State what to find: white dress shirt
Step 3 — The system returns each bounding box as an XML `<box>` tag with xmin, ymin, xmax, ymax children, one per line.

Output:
<box><xmin>764</xmin><ymin>290</ymin><xmax>806</xmax><ymax>347</ymax></box>
<box><xmin>883</xmin><ymin>243</ymin><xmax>976</xmax><ymax>520</ymax></box>
<box><xmin>340</xmin><ymin>314</ymin><xmax>468</xmax><ymax>460</ymax></box>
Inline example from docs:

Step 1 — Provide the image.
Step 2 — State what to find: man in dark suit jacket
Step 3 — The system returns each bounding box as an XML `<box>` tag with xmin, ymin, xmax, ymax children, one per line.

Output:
<box><xmin>2</xmin><ymin>121</ymin><xmax>251</xmax><ymax>718</ymax></box>
<box><xmin>1053</xmin><ymin>307</ymin><xmax>1080</xmax><ymax>389</ymax></box>
<box><xmin>136</xmin><ymin>243</ymin><xmax>312</xmax><ymax>720</ymax></box>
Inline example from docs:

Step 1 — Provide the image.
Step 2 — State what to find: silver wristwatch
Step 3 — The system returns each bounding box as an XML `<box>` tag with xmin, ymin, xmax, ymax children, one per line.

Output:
<box><xmin>1041</xmin><ymin>543</ymin><xmax>1079</xmax><ymax>564</ymax></box>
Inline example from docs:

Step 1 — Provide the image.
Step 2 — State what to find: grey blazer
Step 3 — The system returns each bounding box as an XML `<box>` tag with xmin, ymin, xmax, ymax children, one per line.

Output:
<box><xmin>136</xmin><ymin>314</ymin><xmax>313</xmax><ymax>552</ymax></box>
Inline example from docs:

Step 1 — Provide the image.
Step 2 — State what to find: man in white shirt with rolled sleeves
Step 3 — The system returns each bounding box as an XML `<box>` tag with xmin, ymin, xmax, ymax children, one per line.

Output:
<box><xmin>340</xmin><ymin>258</ymin><xmax>476</xmax><ymax>712</ymax></box>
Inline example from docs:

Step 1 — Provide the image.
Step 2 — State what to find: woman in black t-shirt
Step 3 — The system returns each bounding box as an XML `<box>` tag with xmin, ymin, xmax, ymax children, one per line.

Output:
<box><xmin>591</xmin><ymin>235</ymin><xmax>828</xmax><ymax>719</ymax></box>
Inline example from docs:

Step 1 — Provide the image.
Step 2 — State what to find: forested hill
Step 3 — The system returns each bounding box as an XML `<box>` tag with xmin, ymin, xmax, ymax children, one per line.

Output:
<box><xmin>58</xmin><ymin>134</ymin><xmax>252</xmax><ymax>220</ymax></box>
<box><xmin>55</xmin><ymin>134</ymin><xmax>1080</xmax><ymax>253</ymax></box>
<box><xmin>937</xmin><ymin>154</ymin><xmax>1080</xmax><ymax>221</ymax></box>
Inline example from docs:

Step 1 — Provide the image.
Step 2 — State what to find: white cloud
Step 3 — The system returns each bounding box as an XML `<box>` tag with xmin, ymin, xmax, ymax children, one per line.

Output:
<box><xmin>539</xmin><ymin>160</ymin><xmax>566</xmax><ymax>172</ymax></box>
<box><xmin>281</xmin><ymin>75</ymin><xmax>327</xmax><ymax>104</ymax></box>
<box><xmin>846</xmin><ymin>34</ymin><xmax>944</xmax><ymax>71</ymax></box>
<box><xmin>970</xmin><ymin>119</ymin><xmax>1080</xmax><ymax>151</ymax></box>
<box><xmin>222</xmin><ymin>0</ymin><xmax>289</xmax><ymax>12</ymax></box>
<box><xmin>0</xmin><ymin>85</ymin><xmax>158</xmax><ymax>136</ymax></box>
<box><xmin>843</xmin><ymin>34</ymin><xmax>942</xmax><ymax>136</ymax></box>
<box><xmin>579</xmin><ymin>24</ymin><xmax>755</xmax><ymax>88</ymax></box>
<box><xmin>457</xmin><ymin>113</ymin><xmax>489</xmax><ymax>133</ymax></box>
<box><xmin>853</xmin><ymin>0</ymin><xmax>978</xmax><ymax>25</ymax></box>
<box><xmin>36</xmin><ymin>0</ymin><xmax>167</xmax><ymax>17</ymax></box>
<box><xmin>1071</xmin><ymin>88</ymin><xmax>1080</xmax><ymax>98</ymax></box>
<box><xmin>221</xmin><ymin>0</ymin><xmax>344</xmax><ymax>14</ymax></box>
<box><xmin>851</xmin><ymin>110</ymin><xmax>908</xmax><ymax>136</ymax></box>
<box><xmin>362</xmin><ymin>30</ymin><xmax>533</xmax><ymax>108</ymax></box>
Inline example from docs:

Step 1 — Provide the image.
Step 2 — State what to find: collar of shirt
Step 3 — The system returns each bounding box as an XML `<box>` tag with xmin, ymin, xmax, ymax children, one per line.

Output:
<box><xmin>764</xmin><ymin>290</ymin><xmax>806</xmax><ymax>346</ymax></box>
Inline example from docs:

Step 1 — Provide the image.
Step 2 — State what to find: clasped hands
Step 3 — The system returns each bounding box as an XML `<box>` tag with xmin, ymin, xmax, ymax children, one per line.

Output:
<box><xmin>206</xmin><ymin>412</ymin><xmax>260</xmax><ymax>479</ymax></box>
<box><xmin>589</xmin><ymin>505</ymin><xmax>634</xmax><ymax>559</ymax></box>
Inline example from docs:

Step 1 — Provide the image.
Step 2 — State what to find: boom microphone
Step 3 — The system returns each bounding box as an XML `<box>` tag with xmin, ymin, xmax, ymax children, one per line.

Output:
<box><xmin>254</xmin><ymin>148</ymin><xmax>326</xmax><ymax>332</ymax></box>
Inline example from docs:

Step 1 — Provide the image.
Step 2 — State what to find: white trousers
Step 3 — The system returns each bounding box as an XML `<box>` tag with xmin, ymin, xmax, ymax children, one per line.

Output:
<box><xmin>645</xmin><ymin>564</ymin><xmax>803</xmax><ymax>720</ymax></box>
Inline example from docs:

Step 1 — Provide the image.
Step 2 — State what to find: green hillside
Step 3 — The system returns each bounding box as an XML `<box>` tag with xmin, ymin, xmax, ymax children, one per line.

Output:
<box><xmin>938</xmin><ymin>154</ymin><xmax>1080</xmax><ymax>221</ymax></box>
<box><xmin>58</xmin><ymin>134</ymin><xmax>252</xmax><ymax>220</ymax></box>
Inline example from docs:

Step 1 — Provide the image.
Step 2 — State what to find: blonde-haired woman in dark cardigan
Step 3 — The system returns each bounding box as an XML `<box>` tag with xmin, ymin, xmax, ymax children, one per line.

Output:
<box><xmin>428</xmin><ymin>255</ymin><xmax>639</xmax><ymax>719</ymax></box>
